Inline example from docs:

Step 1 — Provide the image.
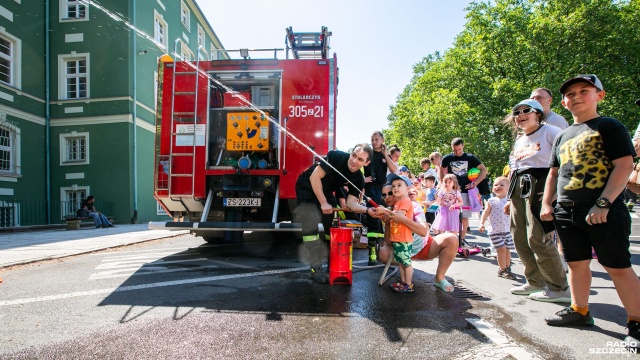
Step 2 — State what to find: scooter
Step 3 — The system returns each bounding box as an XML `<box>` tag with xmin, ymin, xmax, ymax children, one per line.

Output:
<box><xmin>456</xmin><ymin>206</ymin><xmax>484</xmax><ymax>257</ymax></box>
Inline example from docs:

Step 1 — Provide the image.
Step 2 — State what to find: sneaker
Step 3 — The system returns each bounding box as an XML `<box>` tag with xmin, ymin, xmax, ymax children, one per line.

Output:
<box><xmin>392</xmin><ymin>283</ymin><xmax>414</xmax><ymax>293</ymax></box>
<box><xmin>626</xmin><ymin>321</ymin><xmax>640</xmax><ymax>349</ymax></box>
<box><xmin>390</xmin><ymin>281</ymin><xmax>404</xmax><ymax>291</ymax></box>
<box><xmin>529</xmin><ymin>288</ymin><xmax>572</xmax><ymax>303</ymax></box>
<box><xmin>368</xmin><ymin>259</ymin><xmax>378</xmax><ymax>266</ymax></box>
<box><xmin>310</xmin><ymin>267</ymin><xmax>328</xmax><ymax>284</ymax></box>
<box><xmin>498</xmin><ymin>268</ymin><xmax>517</xmax><ymax>280</ymax></box>
<box><xmin>510</xmin><ymin>283</ymin><xmax>545</xmax><ymax>295</ymax></box>
<box><xmin>545</xmin><ymin>307</ymin><xmax>594</xmax><ymax>327</ymax></box>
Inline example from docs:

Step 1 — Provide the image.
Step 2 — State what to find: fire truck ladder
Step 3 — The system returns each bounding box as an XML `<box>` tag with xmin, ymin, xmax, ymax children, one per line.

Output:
<box><xmin>285</xmin><ymin>26</ymin><xmax>331</xmax><ymax>60</ymax></box>
<box><xmin>167</xmin><ymin>40</ymin><xmax>202</xmax><ymax>202</ymax></box>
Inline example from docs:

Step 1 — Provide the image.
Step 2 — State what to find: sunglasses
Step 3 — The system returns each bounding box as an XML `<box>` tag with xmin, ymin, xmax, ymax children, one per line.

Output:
<box><xmin>381</xmin><ymin>191</ymin><xmax>393</xmax><ymax>198</ymax></box>
<box><xmin>512</xmin><ymin>107</ymin><xmax>536</xmax><ymax>116</ymax></box>
<box><xmin>409</xmin><ymin>193</ymin><xmax>417</xmax><ymax>196</ymax></box>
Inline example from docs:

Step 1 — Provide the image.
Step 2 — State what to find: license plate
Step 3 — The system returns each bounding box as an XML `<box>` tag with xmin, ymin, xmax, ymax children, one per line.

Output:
<box><xmin>223</xmin><ymin>198</ymin><xmax>261</xmax><ymax>207</ymax></box>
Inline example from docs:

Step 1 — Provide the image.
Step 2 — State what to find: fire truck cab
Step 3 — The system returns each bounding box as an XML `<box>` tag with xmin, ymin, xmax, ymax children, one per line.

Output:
<box><xmin>150</xmin><ymin>27</ymin><xmax>338</xmax><ymax>242</ymax></box>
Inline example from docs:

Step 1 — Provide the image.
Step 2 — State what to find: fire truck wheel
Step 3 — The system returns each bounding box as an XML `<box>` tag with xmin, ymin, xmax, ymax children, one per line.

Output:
<box><xmin>203</xmin><ymin>236</ymin><xmax>223</xmax><ymax>244</ymax></box>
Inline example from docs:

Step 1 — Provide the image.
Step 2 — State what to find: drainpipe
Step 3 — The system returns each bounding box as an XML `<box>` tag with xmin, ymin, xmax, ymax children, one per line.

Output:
<box><xmin>45</xmin><ymin>0</ymin><xmax>51</xmax><ymax>224</ymax></box>
<box><xmin>131</xmin><ymin>0</ymin><xmax>138</xmax><ymax>224</ymax></box>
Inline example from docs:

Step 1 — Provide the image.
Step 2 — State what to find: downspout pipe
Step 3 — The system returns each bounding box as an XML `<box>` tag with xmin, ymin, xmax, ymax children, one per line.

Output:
<box><xmin>131</xmin><ymin>0</ymin><xmax>138</xmax><ymax>223</ymax></box>
<box><xmin>45</xmin><ymin>0</ymin><xmax>51</xmax><ymax>224</ymax></box>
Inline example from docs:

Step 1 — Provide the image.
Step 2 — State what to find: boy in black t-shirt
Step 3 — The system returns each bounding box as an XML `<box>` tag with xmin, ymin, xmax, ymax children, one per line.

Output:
<box><xmin>540</xmin><ymin>75</ymin><xmax>640</xmax><ymax>348</ymax></box>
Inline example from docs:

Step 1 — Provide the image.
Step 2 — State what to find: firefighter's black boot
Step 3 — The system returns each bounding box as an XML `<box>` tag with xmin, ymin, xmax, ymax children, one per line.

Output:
<box><xmin>367</xmin><ymin>233</ymin><xmax>382</xmax><ymax>266</ymax></box>
<box><xmin>303</xmin><ymin>239</ymin><xmax>328</xmax><ymax>284</ymax></box>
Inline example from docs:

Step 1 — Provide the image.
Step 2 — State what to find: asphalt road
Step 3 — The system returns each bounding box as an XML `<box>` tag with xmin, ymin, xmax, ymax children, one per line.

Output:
<box><xmin>1</xmin><ymin>213</ymin><xmax>639</xmax><ymax>359</ymax></box>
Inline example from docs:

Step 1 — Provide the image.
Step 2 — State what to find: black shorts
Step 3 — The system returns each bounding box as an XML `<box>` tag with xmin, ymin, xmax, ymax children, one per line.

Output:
<box><xmin>553</xmin><ymin>200</ymin><xmax>631</xmax><ymax>268</ymax></box>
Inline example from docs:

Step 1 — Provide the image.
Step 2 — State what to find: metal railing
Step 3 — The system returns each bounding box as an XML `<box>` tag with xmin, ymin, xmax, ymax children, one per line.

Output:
<box><xmin>0</xmin><ymin>200</ymin><xmax>114</xmax><ymax>227</ymax></box>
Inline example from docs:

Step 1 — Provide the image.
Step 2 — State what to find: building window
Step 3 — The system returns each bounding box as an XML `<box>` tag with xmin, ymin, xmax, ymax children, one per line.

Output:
<box><xmin>60</xmin><ymin>132</ymin><xmax>89</xmax><ymax>165</ymax></box>
<box><xmin>60</xmin><ymin>0</ymin><xmax>88</xmax><ymax>21</ymax></box>
<box><xmin>154</xmin><ymin>11</ymin><xmax>168</xmax><ymax>50</ymax></box>
<box><xmin>180</xmin><ymin>42</ymin><xmax>194</xmax><ymax>61</ymax></box>
<box><xmin>61</xmin><ymin>186</ymin><xmax>88</xmax><ymax>219</ymax></box>
<box><xmin>180</xmin><ymin>1</ymin><xmax>190</xmax><ymax>31</ymax></box>
<box><xmin>59</xmin><ymin>54</ymin><xmax>89</xmax><ymax>100</ymax></box>
<box><xmin>0</xmin><ymin>122</ymin><xmax>20</xmax><ymax>176</ymax></box>
<box><xmin>197</xmin><ymin>25</ymin><xmax>204</xmax><ymax>48</ymax></box>
<box><xmin>210</xmin><ymin>45</ymin><xmax>217</xmax><ymax>60</ymax></box>
<box><xmin>0</xmin><ymin>36</ymin><xmax>13</xmax><ymax>86</ymax></box>
<box><xmin>0</xmin><ymin>201</ymin><xmax>19</xmax><ymax>227</ymax></box>
<box><xmin>157</xmin><ymin>202</ymin><xmax>169</xmax><ymax>216</ymax></box>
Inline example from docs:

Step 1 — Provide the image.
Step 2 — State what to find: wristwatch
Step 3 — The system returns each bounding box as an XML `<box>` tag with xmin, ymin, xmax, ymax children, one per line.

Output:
<box><xmin>595</xmin><ymin>197</ymin><xmax>612</xmax><ymax>209</ymax></box>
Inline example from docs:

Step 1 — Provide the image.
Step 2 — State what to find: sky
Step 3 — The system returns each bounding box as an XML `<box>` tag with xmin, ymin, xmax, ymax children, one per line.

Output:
<box><xmin>197</xmin><ymin>0</ymin><xmax>470</xmax><ymax>151</ymax></box>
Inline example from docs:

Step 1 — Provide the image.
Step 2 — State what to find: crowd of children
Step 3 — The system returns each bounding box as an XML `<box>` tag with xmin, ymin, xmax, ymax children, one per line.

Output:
<box><xmin>359</xmin><ymin>74</ymin><xmax>639</xmax><ymax>349</ymax></box>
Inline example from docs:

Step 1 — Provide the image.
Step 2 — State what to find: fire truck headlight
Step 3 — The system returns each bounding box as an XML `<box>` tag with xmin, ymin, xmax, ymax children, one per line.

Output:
<box><xmin>262</xmin><ymin>178</ymin><xmax>272</xmax><ymax>188</ymax></box>
<box><xmin>258</xmin><ymin>159</ymin><xmax>268</xmax><ymax>169</ymax></box>
<box><xmin>238</xmin><ymin>156</ymin><xmax>251</xmax><ymax>170</ymax></box>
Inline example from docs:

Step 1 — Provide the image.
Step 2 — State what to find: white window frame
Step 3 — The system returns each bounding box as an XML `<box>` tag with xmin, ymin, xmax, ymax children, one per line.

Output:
<box><xmin>60</xmin><ymin>131</ymin><xmax>89</xmax><ymax>166</ymax></box>
<box><xmin>180</xmin><ymin>1</ymin><xmax>190</xmax><ymax>31</ymax></box>
<box><xmin>153</xmin><ymin>10</ymin><xmax>168</xmax><ymax>50</ymax></box>
<box><xmin>0</xmin><ymin>121</ymin><xmax>21</xmax><ymax>176</ymax></box>
<box><xmin>0</xmin><ymin>201</ymin><xmax>20</xmax><ymax>227</ymax></box>
<box><xmin>58</xmin><ymin>53</ymin><xmax>89</xmax><ymax>100</ymax></box>
<box><xmin>180</xmin><ymin>42</ymin><xmax>194</xmax><ymax>61</ymax></box>
<box><xmin>197</xmin><ymin>25</ymin><xmax>204</xmax><ymax>48</ymax></box>
<box><xmin>0</xmin><ymin>29</ymin><xmax>21</xmax><ymax>89</ymax></box>
<box><xmin>59</xmin><ymin>0</ymin><xmax>89</xmax><ymax>22</ymax></box>
<box><xmin>210</xmin><ymin>45</ymin><xmax>216</xmax><ymax>60</ymax></box>
<box><xmin>157</xmin><ymin>202</ymin><xmax>169</xmax><ymax>216</ymax></box>
<box><xmin>60</xmin><ymin>186</ymin><xmax>89</xmax><ymax>219</ymax></box>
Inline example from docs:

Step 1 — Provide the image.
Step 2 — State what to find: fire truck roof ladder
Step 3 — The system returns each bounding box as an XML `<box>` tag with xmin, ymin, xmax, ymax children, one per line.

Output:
<box><xmin>285</xmin><ymin>26</ymin><xmax>331</xmax><ymax>60</ymax></box>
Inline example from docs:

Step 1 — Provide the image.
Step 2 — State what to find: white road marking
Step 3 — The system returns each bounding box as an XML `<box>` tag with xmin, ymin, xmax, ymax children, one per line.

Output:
<box><xmin>0</xmin><ymin>266</ymin><xmax>309</xmax><ymax>307</ymax></box>
<box><xmin>630</xmin><ymin>213</ymin><xmax>638</xmax><ymax>219</ymax></box>
<box><xmin>90</xmin><ymin>265</ymin><xmax>223</xmax><ymax>280</ymax></box>
<box><xmin>630</xmin><ymin>245</ymin><xmax>640</xmax><ymax>252</ymax></box>
<box><xmin>96</xmin><ymin>258</ymin><xmax>208</xmax><ymax>269</ymax></box>
<box><xmin>463</xmin><ymin>318</ymin><xmax>542</xmax><ymax>360</ymax></box>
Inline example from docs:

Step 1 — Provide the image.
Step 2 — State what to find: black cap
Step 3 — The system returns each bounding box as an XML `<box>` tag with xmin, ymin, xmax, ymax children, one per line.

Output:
<box><xmin>636</xmin><ymin>99</ymin><xmax>640</xmax><ymax>107</ymax></box>
<box><xmin>559</xmin><ymin>74</ymin><xmax>603</xmax><ymax>95</ymax></box>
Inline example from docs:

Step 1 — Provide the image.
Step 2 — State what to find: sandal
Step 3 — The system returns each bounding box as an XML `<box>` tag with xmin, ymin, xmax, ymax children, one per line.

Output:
<box><xmin>389</xmin><ymin>282</ymin><xmax>405</xmax><ymax>291</ymax></box>
<box><xmin>393</xmin><ymin>283</ymin><xmax>414</xmax><ymax>293</ymax></box>
<box><xmin>434</xmin><ymin>279</ymin><xmax>454</xmax><ymax>293</ymax></box>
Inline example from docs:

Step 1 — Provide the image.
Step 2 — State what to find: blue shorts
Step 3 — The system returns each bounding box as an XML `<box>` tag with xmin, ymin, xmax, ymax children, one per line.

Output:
<box><xmin>553</xmin><ymin>201</ymin><xmax>631</xmax><ymax>268</ymax></box>
<box><xmin>489</xmin><ymin>232</ymin><xmax>515</xmax><ymax>249</ymax></box>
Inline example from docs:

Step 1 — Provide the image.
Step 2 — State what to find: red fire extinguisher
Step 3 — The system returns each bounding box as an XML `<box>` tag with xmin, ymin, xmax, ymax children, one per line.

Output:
<box><xmin>329</xmin><ymin>212</ymin><xmax>353</xmax><ymax>285</ymax></box>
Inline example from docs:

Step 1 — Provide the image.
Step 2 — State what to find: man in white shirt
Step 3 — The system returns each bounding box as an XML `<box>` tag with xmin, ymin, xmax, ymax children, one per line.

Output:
<box><xmin>530</xmin><ymin>88</ymin><xmax>569</xmax><ymax>129</ymax></box>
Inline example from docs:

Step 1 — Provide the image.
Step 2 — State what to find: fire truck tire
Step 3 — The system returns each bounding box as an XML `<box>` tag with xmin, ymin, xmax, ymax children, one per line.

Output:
<box><xmin>203</xmin><ymin>236</ymin><xmax>224</xmax><ymax>244</ymax></box>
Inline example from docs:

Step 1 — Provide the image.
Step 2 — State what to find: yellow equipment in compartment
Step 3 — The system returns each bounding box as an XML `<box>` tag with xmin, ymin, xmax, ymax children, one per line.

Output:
<box><xmin>226</xmin><ymin>111</ymin><xmax>270</xmax><ymax>152</ymax></box>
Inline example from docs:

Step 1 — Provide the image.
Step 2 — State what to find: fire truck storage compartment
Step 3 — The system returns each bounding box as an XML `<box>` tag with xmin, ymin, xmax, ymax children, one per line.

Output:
<box><xmin>208</xmin><ymin>110</ymin><xmax>279</xmax><ymax>168</ymax></box>
<box><xmin>208</xmin><ymin>77</ymin><xmax>280</xmax><ymax>169</ymax></box>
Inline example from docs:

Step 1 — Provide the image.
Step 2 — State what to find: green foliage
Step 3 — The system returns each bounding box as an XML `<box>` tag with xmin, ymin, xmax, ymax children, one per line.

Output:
<box><xmin>386</xmin><ymin>0</ymin><xmax>640</xmax><ymax>177</ymax></box>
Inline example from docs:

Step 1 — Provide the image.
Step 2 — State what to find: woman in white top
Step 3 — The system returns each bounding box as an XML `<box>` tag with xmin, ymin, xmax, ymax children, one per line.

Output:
<box><xmin>504</xmin><ymin>99</ymin><xmax>569</xmax><ymax>302</ymax></box>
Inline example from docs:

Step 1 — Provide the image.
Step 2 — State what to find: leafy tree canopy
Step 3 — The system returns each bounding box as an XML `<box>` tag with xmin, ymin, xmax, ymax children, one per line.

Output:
<box><xmin>385</xmin><ymin>0</ymin><xmax>640</xmax><ymax>177</ymax></box>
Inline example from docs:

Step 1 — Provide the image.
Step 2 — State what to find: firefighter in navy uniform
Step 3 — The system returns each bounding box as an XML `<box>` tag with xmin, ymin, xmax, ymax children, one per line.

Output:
<box><xmin>295</xmin><ymin>144</ymin><xmax>373</xmax><ymax>283</ymax></box>
<box><xmin>363</xmin><ymin>131</ymin><xmax>398</xmax><ymax>265</ymax></box>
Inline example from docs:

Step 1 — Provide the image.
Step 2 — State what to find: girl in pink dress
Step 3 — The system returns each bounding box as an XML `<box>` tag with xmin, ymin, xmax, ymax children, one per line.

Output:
<box><xmin>431</xmin><ymin>174</ymin><xmax>464</xmax><ymax>235</ymax></box>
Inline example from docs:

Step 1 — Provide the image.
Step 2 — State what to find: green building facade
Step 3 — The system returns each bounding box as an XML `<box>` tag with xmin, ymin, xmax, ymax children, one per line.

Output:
<box><xmin>0</xmin><ymin>0</ymin><xmax>225</xmax><ymax>227</ymax></box>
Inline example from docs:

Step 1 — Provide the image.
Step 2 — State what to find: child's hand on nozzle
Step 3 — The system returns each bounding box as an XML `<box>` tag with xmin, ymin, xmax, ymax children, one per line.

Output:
<box><xmin>478</xmin><ymin>224</ymin><xmax>485</xmax><ymax>233</ymax></box>
<box><xmin>449</xmin><ymin>205</ymin><xmax>456</xmax><ymax>211</ymax></box>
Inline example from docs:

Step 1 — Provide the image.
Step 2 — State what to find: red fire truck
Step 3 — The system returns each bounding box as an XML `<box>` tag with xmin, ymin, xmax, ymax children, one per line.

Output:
<box><xmin>150</xmin><ymin>27</ymin><xmax>338</xmax><ymax>242</ymax></box>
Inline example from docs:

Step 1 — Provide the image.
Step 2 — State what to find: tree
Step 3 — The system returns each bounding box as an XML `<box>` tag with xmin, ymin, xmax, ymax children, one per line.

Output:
<box><xmin>386</xmin><ymin>0</ymin><xmax>640</xmax><ymax>177</ymax></box>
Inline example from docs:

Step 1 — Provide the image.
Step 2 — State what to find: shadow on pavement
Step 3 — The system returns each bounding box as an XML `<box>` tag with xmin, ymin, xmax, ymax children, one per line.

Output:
<box><xmin>97</xmin><ymin>233</ymin><xmax>489</xmax><ymax>345</ymax></box>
